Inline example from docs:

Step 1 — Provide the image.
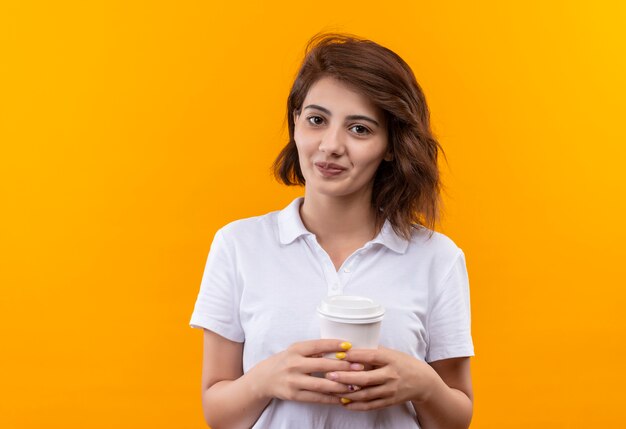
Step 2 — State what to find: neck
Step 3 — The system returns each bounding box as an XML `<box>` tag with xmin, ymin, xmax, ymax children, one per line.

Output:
<box><xmin>299</xmin><ymin>190</ymin><xmax>379</xmax><ymax>244</ymax></box>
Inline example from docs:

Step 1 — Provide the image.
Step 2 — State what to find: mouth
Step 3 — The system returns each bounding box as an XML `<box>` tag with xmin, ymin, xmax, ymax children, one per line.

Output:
<box><xmin>314</xmin><ymin>162</ymin><xmax>347</xmax><ymax>177</ymax></box>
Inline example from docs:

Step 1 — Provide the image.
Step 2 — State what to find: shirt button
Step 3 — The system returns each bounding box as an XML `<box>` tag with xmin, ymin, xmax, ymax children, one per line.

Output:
<box><xmin>332</xmin><ymin>283</ymin><xmax>339</xmax><ymax>290</ymax></box>
<box><xmin>343</xmin><ymin>267</ymin><xmax>351</xmax><ymax>273</ymax></box>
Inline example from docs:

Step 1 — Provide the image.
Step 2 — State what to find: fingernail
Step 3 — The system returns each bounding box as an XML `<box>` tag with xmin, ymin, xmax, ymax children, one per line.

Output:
<box><xmin>350</xmin><ymin>363</ymin><xmax>364</xmax><ymax>370</ymax></box>
<box><xmin>335</xmin><ymin>352</ymin><xmax>346</xmax><ymax>360</ymax></box>
<box><xmin>348</xmin><ymin>384</ymin><xmax>361</xmax><ymax>392</ymax></box>
<box><xmin>327</xmin><ymin>372</ymin><xmax>338</xmax><ymax>380</ymax></box>
<box><xmin>340</xmin><ymin>341</ymin><xmax>352</xmax><ymax>350</ymax></box>
<box><xmin>340</xmin><ymin>397</ymin><xmax>352</xmax><ymax>405</ymax></box>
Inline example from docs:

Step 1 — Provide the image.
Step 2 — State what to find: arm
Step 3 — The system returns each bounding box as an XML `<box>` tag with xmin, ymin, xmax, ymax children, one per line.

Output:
<box><xmin>201</xmin><ymin>329</ymin><xmax>270</xmax><ymax>429</ymax></box>
<box><xmin>411</xmin><ymin>357</ymin><xmax>473</xmax><ymax>429</ymax></box>
<box><xmin>201</xmin><ymin>329</ymin><xmax>359</xmax><ymax>429</ymax></box>
<box><xmin>328</xmin><ymin>349</ymin><xmax>473</xmax><ymax>429</ymax></box>
<box><xmin>412</xmin><ymin>249</ymin><xmax>474</xmax><ymax>427</ymax></box>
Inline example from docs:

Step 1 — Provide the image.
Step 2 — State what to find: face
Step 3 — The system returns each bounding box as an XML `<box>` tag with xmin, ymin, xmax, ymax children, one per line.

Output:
<box><xmin>293</xmin><ymin>76</ymin><xmax>390</xmax><ymax>200</ymax></box>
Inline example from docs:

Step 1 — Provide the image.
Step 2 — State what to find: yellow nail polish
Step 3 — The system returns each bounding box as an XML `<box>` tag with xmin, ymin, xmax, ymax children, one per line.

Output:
<box><xmin>335</xmin><ymin>352</ymin><xmax>346</xmax><ymax>360</ymax></box>
<box><xmin>340</xmin><ymin>398</ymin><xmax>352</xmax><ymax>404</ymax></box>
<box><xmin>340</xmin><ymin>342</ymin><xmax>352</xmax><ymax>350</ymax></box>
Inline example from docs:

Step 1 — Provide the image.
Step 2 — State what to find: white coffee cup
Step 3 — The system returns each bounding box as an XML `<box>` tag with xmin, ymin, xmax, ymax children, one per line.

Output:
<box><xmin>317</xmin><ymin>295</ymin><xmax>385</xmax><ymax>358</ymax></box>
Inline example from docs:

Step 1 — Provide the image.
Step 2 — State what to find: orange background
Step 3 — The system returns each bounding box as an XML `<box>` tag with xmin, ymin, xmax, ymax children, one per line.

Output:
<box><xmin>1</xmin><ymin>1</ymin><xmax>625</xmax><ymax>428</ymax></box>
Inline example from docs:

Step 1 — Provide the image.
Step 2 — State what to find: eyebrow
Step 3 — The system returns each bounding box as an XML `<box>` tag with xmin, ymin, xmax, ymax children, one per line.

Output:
<box><xmin>303</xmin><ymin>104</ymin><xmax>381</xmax><ymax>127</ymax></box>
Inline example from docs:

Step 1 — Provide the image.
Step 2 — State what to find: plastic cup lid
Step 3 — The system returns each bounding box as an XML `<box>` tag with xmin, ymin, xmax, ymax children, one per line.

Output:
<box><xmin>317</xmin><ymin>295</ymin><xmax>385</xmax><ymax>323</ymax></box>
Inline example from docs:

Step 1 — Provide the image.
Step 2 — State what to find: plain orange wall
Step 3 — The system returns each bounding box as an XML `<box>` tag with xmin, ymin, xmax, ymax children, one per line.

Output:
<box><xmin>1</xmin><ymin>1</ymin><xmax>625</xmax><ymax>428</ymax></box>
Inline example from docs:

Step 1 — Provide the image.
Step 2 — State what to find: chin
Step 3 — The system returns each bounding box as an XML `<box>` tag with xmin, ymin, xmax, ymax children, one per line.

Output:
<box><xmin>307</xmin><ymin>184</ymin><xmax>370</xmax><ymax>200</ymax></box>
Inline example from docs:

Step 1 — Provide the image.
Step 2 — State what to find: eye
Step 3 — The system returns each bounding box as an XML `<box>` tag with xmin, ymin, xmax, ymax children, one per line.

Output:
<box><xmin>350</xmin><ymin>124</ymin><xmax>371</xmax><ymax>136</ymax></box>
<box><xmin>306</xmin><ymin>115</ymin><xmax>325</xmax><ymax>126</ymax></box>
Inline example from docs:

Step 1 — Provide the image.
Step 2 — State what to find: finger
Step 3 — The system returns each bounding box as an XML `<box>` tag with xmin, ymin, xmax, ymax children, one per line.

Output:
<box><xmin>325</xmin><ymin>367</ymin><xmax>387</xmax><ymax>387</ymax></box>
<box><xmin>300</xmin><ymin>357</ymin><xmax>354</xmax><ymax>374</ymax></box>
<box><xmin>290</xmin><ymin>339</ymin><xmax>352</xmax><ymax>356</ymax></box>
<box><xmin>293</xmin><ymin>390</ymin><xmax>344</xmax><ymax>405</ymax></box>
<box><xmin>335</xmin><ymin>384</ymin><xmax>392</xmax><ymax>402</ymax></box>
<box><xmin>299</xmin><ymin>375</ymin><xmax>357</xmax><ymax>394</ymax></box>
<box><xmin>344</xmin><ymin>348</ymin><xmax>388</xmax><ymax>366</ymax></box>
<box><xmin>342</xmin><ymin>397</ymin><xmax>392</xmax><ymax>411</ymax></box>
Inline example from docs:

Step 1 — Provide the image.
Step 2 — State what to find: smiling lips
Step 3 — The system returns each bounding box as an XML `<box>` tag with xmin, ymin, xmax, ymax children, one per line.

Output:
<box><xmin>314</xmin><ymin>162</ymin><xmax>347</xmax><ymax>177</ymax></box>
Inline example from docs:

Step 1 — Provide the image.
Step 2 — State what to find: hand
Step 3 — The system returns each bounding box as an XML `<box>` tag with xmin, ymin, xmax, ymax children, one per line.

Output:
<box><xmin>325</xmin><ymin>346</ymin><xmax>438</xmax><ymax>411</ymax></box>
<box><xmin>249</xmin><ymin>339</ymin><xmax>360</xmax><ymax>405</ymax></box>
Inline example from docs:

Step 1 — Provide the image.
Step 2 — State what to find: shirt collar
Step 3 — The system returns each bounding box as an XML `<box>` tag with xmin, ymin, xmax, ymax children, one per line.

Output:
<box><xmin>369</xmin><ymin>220</ymin><xmax>410</xmax><ymax>254</ymax></box>
<box><xmin>277</xmin><ymin>197</ymin><xmax>410</xmax><ymax>254</ymax></box>
<box><xmin>277</xmin><ymin>197</ymin><xmax>312</xmax><ymax>245</ymax></box>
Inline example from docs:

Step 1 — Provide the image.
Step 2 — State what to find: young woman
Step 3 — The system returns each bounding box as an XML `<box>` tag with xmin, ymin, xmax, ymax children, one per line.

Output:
<box><xmin>190</xmin><ymin>33</ymin><xmax>474</xmax><ymax>429</ymax></box>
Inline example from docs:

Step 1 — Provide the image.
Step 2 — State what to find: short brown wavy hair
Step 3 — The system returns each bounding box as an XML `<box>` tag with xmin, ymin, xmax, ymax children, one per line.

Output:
<box><xmin>273</xmin><ymin>32</ymin><xmax>446</xmax><ymax>240</ymax></box>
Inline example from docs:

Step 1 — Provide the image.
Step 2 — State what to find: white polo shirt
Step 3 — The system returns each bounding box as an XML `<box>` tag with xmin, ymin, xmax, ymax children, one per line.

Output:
<box><xmin>190</xmin><ymin>197</ymin><xmax>474</xmax><ymax>429</ymax></box>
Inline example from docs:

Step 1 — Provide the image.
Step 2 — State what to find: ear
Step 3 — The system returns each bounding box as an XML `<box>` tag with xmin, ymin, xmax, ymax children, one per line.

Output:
<box><xmin>384</xmin><ymin>151</ymin><xmax>394</xmax><ymax>162</ymax></box>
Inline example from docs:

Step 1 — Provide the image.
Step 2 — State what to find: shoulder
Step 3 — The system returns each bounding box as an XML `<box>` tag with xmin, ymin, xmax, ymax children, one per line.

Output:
<box><xmin>214</xmin><ymin>209</ymin><xmax>281</xmax><ymax>245</ymax></box>
<box><xmin>410</xmin><ymin>226</ymin><xmax>462</xmax><ymax>253</ymax></box>
<box><xmin>405</xmin><ymin>226</ymin><xmax>465</xmax><ymax>269</ymax></box>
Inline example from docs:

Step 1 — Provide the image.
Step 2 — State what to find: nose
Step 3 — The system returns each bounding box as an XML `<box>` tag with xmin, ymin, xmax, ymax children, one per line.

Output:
<box><xmin>318</xmin><ymin>125</ymin><xmax>345</xmax><ymax>156</ymax></box>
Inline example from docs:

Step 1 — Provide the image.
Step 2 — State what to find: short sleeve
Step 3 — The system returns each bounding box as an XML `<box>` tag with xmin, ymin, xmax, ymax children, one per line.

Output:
<box><xmin>189</xmin><ymin>228</ymin><xmax>244</xmax><ymax>343</ymax></box>
<box><xmin>425</xmin><ymin>250</ymin><xmax>474</xmax><ymax>363</ymax></box>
